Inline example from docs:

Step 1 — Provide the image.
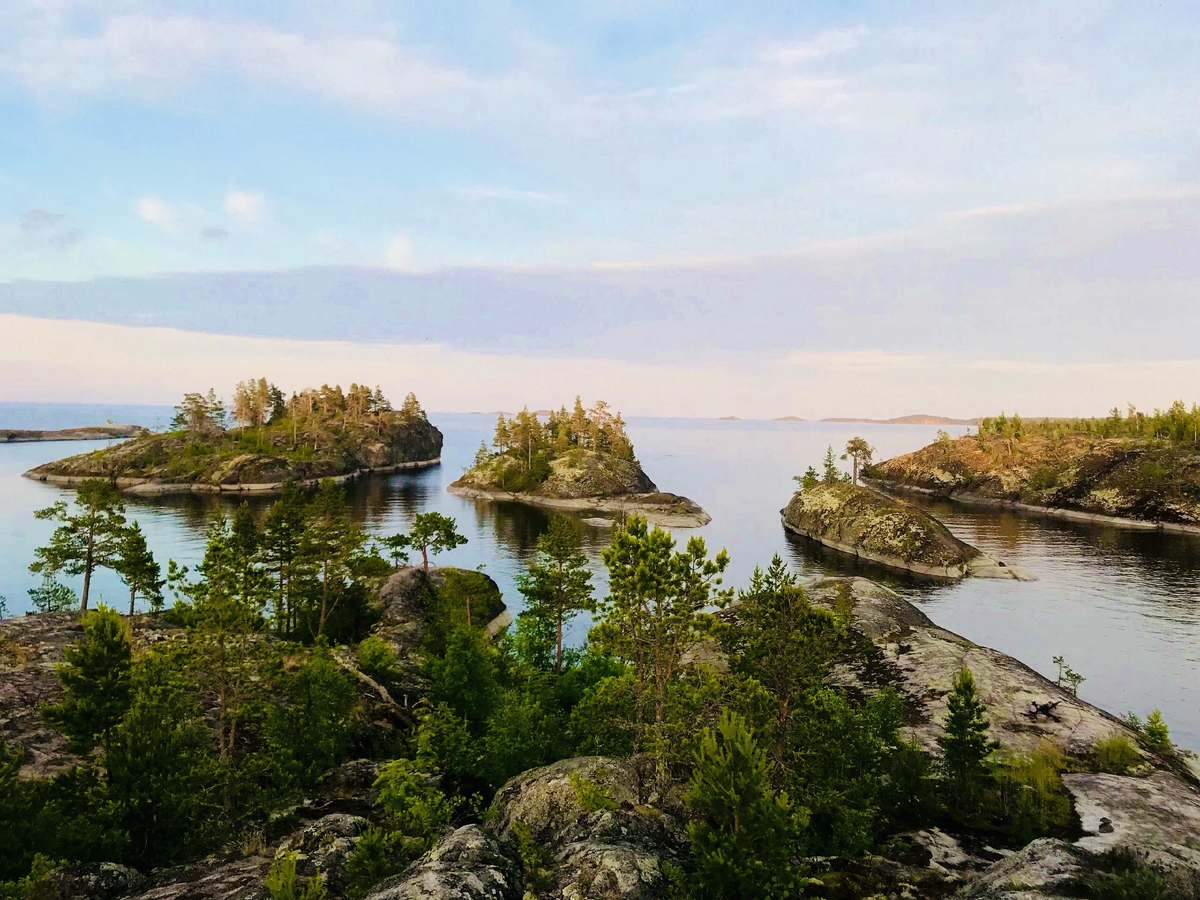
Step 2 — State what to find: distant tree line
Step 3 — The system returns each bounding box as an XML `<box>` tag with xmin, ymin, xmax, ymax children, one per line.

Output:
<box><xmin>978</xmin><ymin>400</ymin><xmax>1200</xmax><ymax>444</ymax></box>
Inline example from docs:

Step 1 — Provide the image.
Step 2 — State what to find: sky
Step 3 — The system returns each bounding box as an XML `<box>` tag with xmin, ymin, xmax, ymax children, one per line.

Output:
<box><xmin>1</xmin><ymin>1</ymin><xmax>1199</xmax><ymax>417</ymax></box>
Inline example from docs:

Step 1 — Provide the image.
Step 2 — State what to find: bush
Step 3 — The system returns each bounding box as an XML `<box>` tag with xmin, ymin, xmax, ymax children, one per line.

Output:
<box><xmin>356</xmin><ymin>636</ymin><xmax>401</xmax><ymax>685</ymax></box>
<box><xmin>1144</xmin><ymin>710</ymin><xmax>1172</xmax><ymax>754</ymax></box>
<box><xmin>265</xmin><ymin>852</ymin><xmax>326</xmax><ymax>900</ymax></box>
<box><xmin>570</xmin><ymin>771</ymin><xmax>617</xmax><ymax>813</ymax></box>
<box><xmin>1092</xmin><ymin>735</ymin><xmax>1141</xmax><ymax>774</ymax></box>
<box><xmin>993</xmin><ymin>744</ymin><xmax>1072</xmax><ymax>845</ymax></box>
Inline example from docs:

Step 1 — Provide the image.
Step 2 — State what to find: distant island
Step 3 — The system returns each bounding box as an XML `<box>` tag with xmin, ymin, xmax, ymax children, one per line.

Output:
<box><xmin>821</xmin><ymin>414</ymin><xmax>981</xmax><ymax>425</ymax></box>
<box><xmin>449</xmin><ymin>398</ymin><xmax>710</xmax><ymax>527</ymax></box>
<box><xmin>771</xmin><ymin>416</ymin><xmax>807</xmax><ymax>422</ymax></box>
<box><xmin>25</xmin><ymin>380</ymin><xmax>442</xmax><ymax>495</ymax></box>
<box><xmin>869</xmin><ymin>403</ymin><xmax>1200</xmax><ymax>532</ymax></box>
<box><xmin>2</xmin><ymin>425</ymin><xmax>146</xmax><ymax>443</ymax></box>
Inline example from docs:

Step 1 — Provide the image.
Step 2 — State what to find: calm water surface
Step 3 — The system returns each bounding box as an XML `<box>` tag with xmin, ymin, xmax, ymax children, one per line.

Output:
<box><xmin>2</xmin><ymin>405</ymin><xmax>1198</xmax><ymax>749</ymax></box>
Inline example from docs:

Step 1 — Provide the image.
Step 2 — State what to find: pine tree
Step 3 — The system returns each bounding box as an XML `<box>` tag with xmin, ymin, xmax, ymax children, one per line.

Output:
<box><xmin>402</xmin><ymin>512</ymin><xmax>467</xmax><ymax>573</ymax></box>
<box><xmin>683</xmin><ymin>710</ymin><xmax>806</xmax><ymax>900</ymax></box>
<box><xmin>937</xmin><ymin>668</ymin><xmax>998</xmax><ymax>809</ymax></box>
<box><xmin>821</xmin><ymin>446</ymin><xmax>841</xmax><ymax>484</ymax></box>
<box><xmin>300</xmin><ymin>481</ymin><xmax>368</xmax><ymax>640</ymax></box>
<box><xmin>262</xmin><ymin>483</ymin><xmax>308</xmax><ymax>636</ymax></box>
<box><xmin>42</xmin><ymin>605</ymin><xmax>133</xmax><ymax>752</ymax></box>
<box><xmin>516</xmin><ymin>515</ymin><xmax>596</xmax><ymax>672</ymax></box>
<box><xmin>30</xmin><ymin>479</ymin><xmax>128</xmax><ymax>610</ymax></box>
<box><xmin>117</xmin><ymin>521</ymin><xmax>163</xmax><ymax>615</ymax></box>
<box><xmin>842</xmin><ymin>437</ymin><xmax>874</xmax><ymax>484</ymax></box>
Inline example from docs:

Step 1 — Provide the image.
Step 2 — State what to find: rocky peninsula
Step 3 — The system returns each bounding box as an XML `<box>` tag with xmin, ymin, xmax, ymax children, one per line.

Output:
<box><xmin>871</xmin><ymin>410</ymin><xmax>1200</xmax><ymax>533</ymax></box>
<box><xmin>23</xmin><ymin>383</ymin><xmax>442</xmax><ymax>496</ymax></box>
<box><xmin>782</xmin><ymin>481</ymin><xmax>1032</xmax><ymax>579</ymax></box>
<box><xmin>449</xmin><ymin>400</ymin><xmax>710</xmax><ymax>528</ymax></box>
<box><xmin>2</xmin><ymin>425</ymin><xmax>146</xmax><ymax>443</ymax></box>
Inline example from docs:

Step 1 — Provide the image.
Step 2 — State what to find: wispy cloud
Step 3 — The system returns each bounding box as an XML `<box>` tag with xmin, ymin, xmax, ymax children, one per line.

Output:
<box><xmin>224</xmin><ymin>190</ymin><xmax>266</xmax><ymax>223</ymax></box>
<box><xmin>136</xmin><ymin>196</ymin><xmax>173</xmax><ymax>229</ymax></box>
<box><xmin>0</xmin><ymin>13</ymin><xmax>469</xmax><ymax>115</ymax></box>
<box><xmin>20</xmin><ymin>208</ymin><xmax>64</xmax><ymax>233</ymax></box>
<box><xmin>383</xmin><ymin>234</ymin><xmax>415</xmax><ymax>270</ymax></box>
<box><xmin>199</xmin><ymin>227</ymin><xmax>227</xmax><ymax>242</ymax></box>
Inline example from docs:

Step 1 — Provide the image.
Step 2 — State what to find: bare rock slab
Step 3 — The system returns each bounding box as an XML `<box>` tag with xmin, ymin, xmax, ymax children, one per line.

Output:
<box><xmin>364</xmin><ymin>825</ymin><xmax>522</xmax><ymax>900</ymax></box>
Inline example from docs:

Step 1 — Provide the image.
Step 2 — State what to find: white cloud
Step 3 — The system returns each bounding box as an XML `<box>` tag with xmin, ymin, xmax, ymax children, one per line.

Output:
<box><xmin>383</xmin><ymin>234</ymin><xmax>415</xmax><ymax>270</ymax></box>
<box><xmin>224</xmin><ymin>190</ymin><xmax>267</xmax><ymax>223</ymax></box>
<box><xmin>136</xmin><ymin>196</ymin><xmax>173</xmax><ymax>229</ymax></box>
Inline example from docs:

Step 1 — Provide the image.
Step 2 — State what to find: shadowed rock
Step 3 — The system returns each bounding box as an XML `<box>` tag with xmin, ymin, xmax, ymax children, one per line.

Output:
<box><xmin>363</xmin><ymin>825</ymin><xmax>522</xmax><ymax>900</ymax></box>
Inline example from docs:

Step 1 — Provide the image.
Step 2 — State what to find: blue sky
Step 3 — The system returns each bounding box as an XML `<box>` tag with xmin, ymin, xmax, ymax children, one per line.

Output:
<box><xmin>1</xmin><ymin>1</ymin><xmax>1199</xmax><ymax>416</ymax></box>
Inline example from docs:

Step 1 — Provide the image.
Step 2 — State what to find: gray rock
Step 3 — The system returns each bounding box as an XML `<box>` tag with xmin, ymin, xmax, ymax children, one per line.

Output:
<box><xmin>805</xmin><ymin>577</ymin><xmax>1143</xmax><ymax>757</ymax></box>
<box><xmin>491</xmin><ymin>756</ymin><xmax>685</xmax><ymax>900</ymax></box>
<box><xmin>123</xmin><ymin>855</ymin><xmax>271</xmax><ymax>900</ymax></box>
<box><xmin>50</xmin><ymin>862</ymin><xmax>144</xmax><ymax>899</ymax></box>
<box><xmin>276</xmin><ymin>813</ymin><xmax>370</xmax><ymax>893</ymax></box>
<box><xmin>1065</xmin><ymin>770</ymin><xmax>1200</xmax><ymax>867</ymax></box>
<box><xmin>364</xmin><ymin>825</ymin><xmax>522</xmax><ymax>900</ymax></box>
<box><xmin>954</xmin><ymin>839</ymin><xmax>1089</xmax><ymax>899</ymax></box>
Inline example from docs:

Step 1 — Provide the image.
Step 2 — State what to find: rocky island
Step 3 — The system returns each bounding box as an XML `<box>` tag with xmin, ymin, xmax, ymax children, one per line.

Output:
<box><xmin>449</xmin><ymin>399</ymin><xmax>710</xmax><ymax>527</ymax></box>
<box><xmin>869</xmin><ymin>404</ymin><xmax>1200</xmax><ymax>533</ymax></box>
<box><xmin>2</xmin><ymin>425</ymin><xmax>146</xmax><ymax>443</ymax></box>
<box><xmin>782</xmin><ymin>480</ymin><xmax>1032</xmax><ymax>579</ymax></box>
<box><xmin>24</xmin><ymin>380</ymin><xmax>442</xmax><ymax>495</ymax></box>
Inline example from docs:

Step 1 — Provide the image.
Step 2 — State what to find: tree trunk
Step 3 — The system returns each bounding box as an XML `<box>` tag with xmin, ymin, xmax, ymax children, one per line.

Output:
<box><xmin>421</xmin><ymin>546</ymin><xmax>429</xmax><ymax>572</ymax></box>
<box><xmin>129</xmin><ymin>586</ymin><xmax>136</xmax><ymax>617</ymax></box>
<box><xmin>556</xmin><ymin>617</ymin><xmax>564</xmax><ymax>673</ymax></box>
<box><xmin>852</xmin><ymin>457</ymin><xmax>859</xmax><ymax>484</ymax></box>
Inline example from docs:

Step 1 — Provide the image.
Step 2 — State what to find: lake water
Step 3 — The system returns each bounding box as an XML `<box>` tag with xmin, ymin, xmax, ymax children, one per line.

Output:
<box><xmin>2</xmin><ymin>404</ymin><xmax>1198</xmax><ymax>750</ymax></box>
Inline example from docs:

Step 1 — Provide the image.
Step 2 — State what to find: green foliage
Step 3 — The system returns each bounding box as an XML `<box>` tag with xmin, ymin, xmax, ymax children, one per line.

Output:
<box><xmin>116</xmin><ymin>521</ymin><xmax>163</xmax><ymax>615</ymax></box>
<box><xmin>512</xmin><ymin>820</ymin><xmax>555</xmax><ymax>894</ymax></box>
<box><xmin>1144</xmin><ymin>710</ymin><xmax>1172</xmax><ymax>754</ymax></box>
<box><xmin>427</xmin><ymin>627</ymin><xmax>498</xmax><ymax>733</ymax></box>
<box><xmin>570</xmin><ymin>771</ymin><xmax>618</xmax><ymax>812</ymax></box>
<box><xmin>937</xmin><ymin>668</ymin><xmax>998</xmax><ymax>811</ymax></box>
<box><xmin>1053</xmin><ymin>655</ymin><xmax>1085</xmax><ymax>696</ymax></box>
<box><xmin>374</xmin><ymin>759</ymin><xmax>454</xmax><ymax>842</ymax></box>
<box><xmin>42</xmin><ymin>606</ymin><xmax>132</xmax><ymax>752</ymax></box>
<box><xmin>683</xmin><ymin>710</ymin><xmax>806</xmax><ymax>900</ymax></box>
<box><xmin>516</xmin><ymin>515</ymin><xmax>595</xmax><ymax>672</ymax></box>
<box><xmin>30</xmin><ymin>480</ymin><xmax>128</xmax><ymax>610</ymax></box>
<box><xmin>0</xmin><ymin>854</ymin><xmax>58</xmax><ymax>900</ymax></box>
<box><xmin>266</xmin><ymin>648</ymin><xmax>356</xmax><ymax>788</ymax></box>
<box><xmin>793</xmin><ymin>466</ymin><xmax>819</xmax><ymax>491</ymax></box>
<box><xmin>490</xmin><ymin>398</ymin><xmax>636</xmax><ymax>469</ymax></box>
<box><xmin>978</xmin><ymin>400</ymin><xmax>1200</xmax><ymax>445</ymax></box>
<box><xmin>26</xmin><ymin>577</ymin><xmax>77</xmax><ymax>613</ymax></box>
<box><xmin>356</xmin><ymin>635</ymin><xmax>401</xmax><ymax>685</ymax></box>
<box><xmin>102</xmin><ymin>654</ymin><xmax>224</xmax><ymax>867</ymax></box>
<box><xmin>1091</xmin><ymin>735</ymin><xmax>1142</xmax><ymax>774</ymax></box>
<box><xmin>993</xmin><ymin>744</ymin><xmax>1072</xmax><ymax>845</ymax></box>
<box><xmin>343</xmin><ymin>828</ymin><xmax>409</xmax><ymax>899</ymax></box>
<box><xmin>394</xmin><ymin>512</ymin><xmax>467</xmax><ymax>572</ymax></box>
<box><xmin>266</xmin><ymin>852</ymin><xmax>327</xmax><ymax>900</ymax></box>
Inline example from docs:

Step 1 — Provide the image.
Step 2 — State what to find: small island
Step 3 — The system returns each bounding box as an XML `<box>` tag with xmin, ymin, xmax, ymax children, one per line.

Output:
<box><xmin>449</xmin><ymin>398</ymin><xmax>710</xmax><ymax>527</ymax></box>
<box><xmin>24</xmin><ymin>380</ymin><xmax>442</xmax><ymax>495</ymax></box>
<box><xmin>783</xmin><ymin>479</ymin><xmax>1031</xmax><ymax>579</ymax></box>
<box><xmin>869</xmin><ymin>403</ymin><xmax>1200</xmax><ymax>532</ymax></box>
<box><xmin>2</xmin><ymin>425</ymin><xmax>146</xmax><ymax>443</ymax></box>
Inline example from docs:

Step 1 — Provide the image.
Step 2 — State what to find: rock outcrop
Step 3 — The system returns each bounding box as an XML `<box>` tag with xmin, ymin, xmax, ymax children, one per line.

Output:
<box><xmin>782</xmin><ymin>483</ymin><xmax>1032</xmax><ymax>579</ymax></box>
<box><xmin>24</xmin><ymin>417</ymin><xmax>443</xmax><ymax>495</ymax></box>
<box><xmin>450</xmin><ymin>449</ymin><xmax>710</xmax><ymax>528</ymax></box>
<box><xmin>491</xmin><ymin>756</ymin><xmax>686</xmax><ymax>900</ymax></box>
<box><xmin>871</xmin><ymin>432</ymin><xmax>1200</xmax><ymax>532</ymax></box>
<box><xmin>364</xmin><ymin>825</ymin><xmax>523</xmax><ymax>900</ymax></box>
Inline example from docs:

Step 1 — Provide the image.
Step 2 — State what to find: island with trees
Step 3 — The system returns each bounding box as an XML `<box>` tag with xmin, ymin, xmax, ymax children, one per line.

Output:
<box><xmin>449</xmin><ymin>398</ymin><xmax>710</xmax><ymax>527</ymax></box>
<box><xmin>2</xmin><ymin>425</ymin><xmax>146</xmax><ymax>443</ymax></box>
<box><xmin>24</xmin><ymin>380</ymin><xmax>442</xmax><ymax>495</ymax></box>
<box><xmin>868</xmin><ymin>403</ymin><xmax>1200</xmax><ymax>533</ymax></box>
<box><xmin>1</xmin><ymin>489</ymin><xmax>1195</xmax><ymax>899</ymax></box>
<box><xmin>783</xmin><ymin>441</ymin><xmax>1032</xmax><ymax>579</ymax></box>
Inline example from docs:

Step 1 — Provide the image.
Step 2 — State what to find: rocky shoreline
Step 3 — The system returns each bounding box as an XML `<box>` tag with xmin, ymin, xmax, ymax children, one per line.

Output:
<box><xmin>25</xmin><ymin>456</ymin><xmax>442</xmax><ymax>496</ymax></box>
<box><xmin>448</xmin><ymin>482</ymin><xmax>711</xmax><ymax>528</ymax></box>
<box><xmin>781</xmin><ymin>482</ymin><xmax>1033</xmax><ymax>580</ymax></box>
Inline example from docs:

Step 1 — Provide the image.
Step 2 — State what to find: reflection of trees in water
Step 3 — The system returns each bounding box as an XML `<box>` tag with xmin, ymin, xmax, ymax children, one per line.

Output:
<box><xmin>343</xmin><ymin>473</ymin><xmax>435</xmax><ymax>529</ymax></box>
<box><xmin>483</xmin><ymin>501</ymin><xmax>550</xmax><ymax>561</ymax></box>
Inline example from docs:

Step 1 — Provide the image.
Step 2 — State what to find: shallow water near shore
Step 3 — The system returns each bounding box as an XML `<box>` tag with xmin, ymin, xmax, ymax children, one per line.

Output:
<box><xmin>2</xmin><ymin>404</ymin><xmax>1199</xmax><ymax>750</ymax></box>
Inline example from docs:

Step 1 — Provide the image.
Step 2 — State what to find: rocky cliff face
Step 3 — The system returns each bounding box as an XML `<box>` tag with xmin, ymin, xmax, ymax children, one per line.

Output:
<box><xmin>24</xmin><ymin>418</ymin><xmax>443</xmax><ymax>494</ymax></box>
<box><xmin>782</xmin><ymin>483</ymin><xmax>1028</xmax><ymax>579</ymax></box>
<box><xmin>873</xmin><ymin>433</ymin><xmax>1200</xmax><ymax>528</ymax></box>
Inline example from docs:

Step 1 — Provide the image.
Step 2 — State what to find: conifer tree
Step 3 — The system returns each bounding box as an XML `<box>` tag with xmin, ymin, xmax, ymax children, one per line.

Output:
<box><xmin>31</xmin><ymin>479</ymin><xmax>128</xmax><ymax>610</ymax></box>
<box><xmin>117</xmin><ymin>521</ymin><xmax>163</xmax><ymax>616</ymax></box>
<box><xmin>398</xmin><ymin>512</ymin><xmax>467</xmax><ymax>573</ymax></box>
<box><xmin>821</xmin><ymin>446</ymin><xmax>841</xmax><ymax>484</ymax></box>
<box><xmin>261</xmin><ymin>483</ymin><xmax>308</xmax><ymax>636</ymax></box>
<box><xmin>42</xmin><ymin>605</ymin><xmax>133</xmax><ymax>751</ymax></box>
<box><xmin>683</xmin><ymin>710</ymin><xmax>806</xmax><ymax>900</ymax></box>
<box><xmin>842</xmin><ymin>437</ymin><xmax>874</xmax><ymax>484</ymax></box>
<box><xmin>300</xmin><ymin>481</ymin><xmax>368</xmax><ymax>640</ymax></box>
<box><xmin>516</xmin><ymin>515</ymin><xmax>596</xmax><ymax>672</ymax></box>
<box><xmin>937</xmin><ymin>668</ymin><xmax>998</xmax><ymax>809</ymax></box>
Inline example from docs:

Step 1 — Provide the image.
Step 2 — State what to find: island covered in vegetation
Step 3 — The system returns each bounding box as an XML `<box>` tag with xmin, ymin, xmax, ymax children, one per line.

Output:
<box><xmin>869</xmin><ymin>402</ymin><xmax>1200</xmax><ymax>532</ymax></box>
<box><xmin>2</xmin><ymin>425</ymin><xmax>146</xmax><ymax>444</ymax></box>
<box><xmin>449</xmin><ymin>398</ymin><xmax>709</xmax><ymax>527</ymax></box>
<box><xmin>24</xmin><ymin>381</ymin><xmax>442</xmax><ymax>495</ymax></box>
<box><xmin>783</xmin><ymin>443</ymin><xmax>1030</xmax><ymax>579</ymax></box>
